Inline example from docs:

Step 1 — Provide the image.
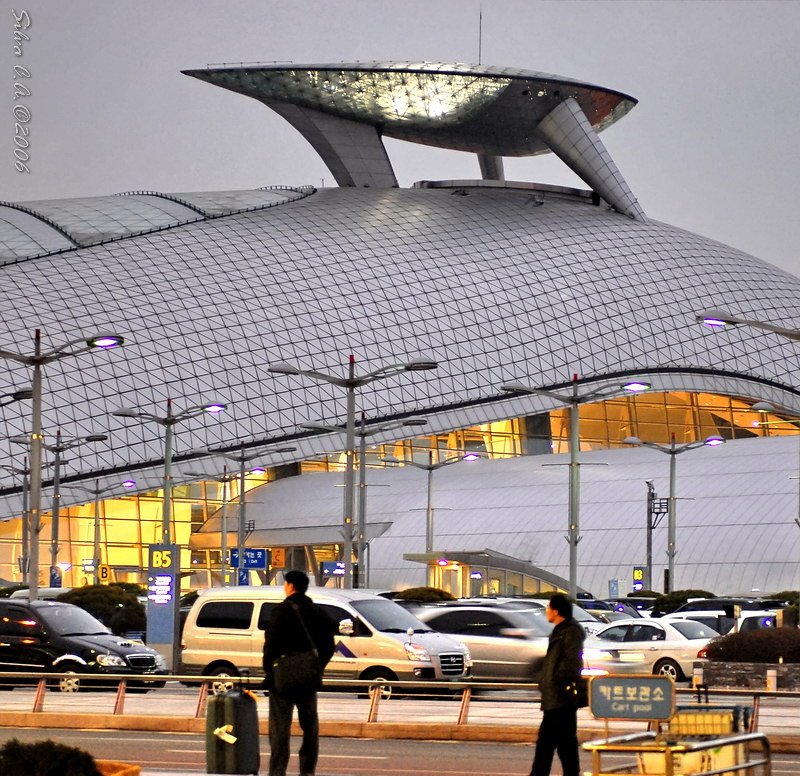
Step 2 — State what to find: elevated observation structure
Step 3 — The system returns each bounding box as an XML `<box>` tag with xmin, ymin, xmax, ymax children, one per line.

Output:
<box><xmin>183</xmin><ymin>62</ymin><xmax>645</xmax><ymax>220</ymax></box>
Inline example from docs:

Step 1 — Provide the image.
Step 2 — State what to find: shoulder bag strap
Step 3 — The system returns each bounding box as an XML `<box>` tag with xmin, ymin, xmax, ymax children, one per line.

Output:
<box><xmin>289</xmin><ymin>601</ymin><xmax>318</xmax><ymax>654</ymax></box>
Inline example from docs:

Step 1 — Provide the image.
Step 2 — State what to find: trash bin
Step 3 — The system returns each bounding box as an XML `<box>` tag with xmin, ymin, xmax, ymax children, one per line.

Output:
<box><xmin>205</xmin><ymin>686</ymin><xmax>260</xmax><ymax>775</ymax></box>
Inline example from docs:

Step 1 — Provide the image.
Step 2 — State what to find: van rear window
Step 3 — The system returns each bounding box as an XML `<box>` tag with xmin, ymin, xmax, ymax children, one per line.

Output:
<box><xmin>196</xmin><ymin>601</ymin><xmax>253</xmax><ymax>629</ymax></box>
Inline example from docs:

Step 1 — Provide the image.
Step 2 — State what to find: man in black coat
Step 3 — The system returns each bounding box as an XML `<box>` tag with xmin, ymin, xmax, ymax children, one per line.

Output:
<box><xmin>529</xmin><ymin>593</ymin><xmax>586</xmax><ymax>776</ymax></box>
<box><xmin>263</xmin><ymin>570</ymin><xmax>336</xmax><ymax>776</ymax></box>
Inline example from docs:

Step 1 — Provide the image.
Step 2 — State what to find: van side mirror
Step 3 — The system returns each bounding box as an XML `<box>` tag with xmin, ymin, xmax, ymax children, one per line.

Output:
<box><xmin>338</xmin><ymin>618</ymin><xmax>355</xmax><ymax>636</ymax></box>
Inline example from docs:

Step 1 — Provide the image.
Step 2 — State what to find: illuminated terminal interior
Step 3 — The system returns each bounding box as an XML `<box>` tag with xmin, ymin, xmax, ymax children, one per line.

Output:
<box><xmin>0</xmin><ymin>390</ymin><xmax>794</xmax><ymax>590</ymax></box>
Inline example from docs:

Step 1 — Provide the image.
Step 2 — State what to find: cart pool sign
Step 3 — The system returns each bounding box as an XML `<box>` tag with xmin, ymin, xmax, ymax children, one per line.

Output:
<box><xmin>589</xmin><ymin>675</ymin><xmax>675</xmax><ymax>720</ymax></box>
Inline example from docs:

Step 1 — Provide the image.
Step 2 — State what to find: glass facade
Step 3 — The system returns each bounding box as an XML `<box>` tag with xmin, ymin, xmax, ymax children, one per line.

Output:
<box><xmin>0</xmin><ymin>391</ymin><xmax>794</xmax><ymax>589</ymax></box>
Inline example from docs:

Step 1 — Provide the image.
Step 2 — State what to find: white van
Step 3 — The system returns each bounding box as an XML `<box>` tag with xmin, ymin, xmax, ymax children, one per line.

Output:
<box><xmin>181</xmin><ymin>586</ymin><xmax>472</xmax><ymax>694</ymax></box>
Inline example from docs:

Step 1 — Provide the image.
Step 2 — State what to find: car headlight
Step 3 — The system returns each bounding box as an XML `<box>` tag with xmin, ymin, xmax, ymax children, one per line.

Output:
<box><xmin>460</xmin><ymin>643</ymin><xmax>473</xmax><ymax>668</ymax></box>
<box><xmin>404</xmin><ymin>642</ymin><xmax>431</xmax><ymax>662</ymax></box>
<box><xmin>96</xmin><ymin>654</ymin><xmax>126</xmax><ymax>667</ymax></box>
<box><xmin>155</xmin><ymin>653</ymin><xmax>168</xmax><ymax>669</ymax></box>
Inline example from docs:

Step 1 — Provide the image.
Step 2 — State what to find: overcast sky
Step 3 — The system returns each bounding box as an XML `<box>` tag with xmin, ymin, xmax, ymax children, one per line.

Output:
<box><xmin>3</xmin><ymin>0</ymin><xmax>799</xmax><ymax>277</ymax></box>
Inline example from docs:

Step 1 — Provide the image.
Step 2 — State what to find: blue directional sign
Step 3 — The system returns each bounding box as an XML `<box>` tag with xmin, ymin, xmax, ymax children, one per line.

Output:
<box><xmin>229</xmin><ymin>548</ymin><xmax>269</xmax><ymax>569</ymax></box>
<box><xmin>589</xmin><ymin>675</ymin><xmax>675</xmax><ymax>721</ymax></box>
<box><xmin>238</xmin><ymin>568</ymin><xmax>249</xmax><ymax>586</ymax></box>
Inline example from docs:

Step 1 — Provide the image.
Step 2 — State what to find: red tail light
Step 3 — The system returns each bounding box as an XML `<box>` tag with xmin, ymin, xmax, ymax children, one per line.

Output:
<box><xmin>697</xmin><ymin>647</ymin><xmax>707</xmax><ymax>658</ymax></box>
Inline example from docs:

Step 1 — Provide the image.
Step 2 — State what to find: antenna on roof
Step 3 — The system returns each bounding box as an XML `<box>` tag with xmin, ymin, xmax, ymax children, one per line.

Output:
<box><xmin>478</xmin><ymin>5</ymin><xmax>483</xmax><ymax>65</ymax></box>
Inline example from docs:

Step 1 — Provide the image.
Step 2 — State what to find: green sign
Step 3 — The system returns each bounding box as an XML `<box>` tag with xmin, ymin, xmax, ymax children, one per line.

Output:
<box><xmin>589</xmin><ymin>675</ymin><xmax>675</xmax><ymax>720</ymax></box>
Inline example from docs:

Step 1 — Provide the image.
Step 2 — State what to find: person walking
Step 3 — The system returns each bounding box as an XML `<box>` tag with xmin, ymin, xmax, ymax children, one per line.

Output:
<box><xmin>263</xmin><ymin>570</ymin><xmax>336</xmax><ymax>776</ymax></box>
<box><xmin>529</xmin><ymin>593</ymin><xmax>586</xmax><ymax>776</ymax></box>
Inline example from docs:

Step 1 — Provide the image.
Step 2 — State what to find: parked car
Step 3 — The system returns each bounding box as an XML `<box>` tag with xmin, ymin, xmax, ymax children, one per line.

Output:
<box><xmin>585</xmin><ymin>609</ymin><xmax>632</xmax><ymax>624</ymax></box>
<box><xmin>8</xmin><ymin>587</ymin><xmax>73</xmax><ymax>601</ymax></box>
<box><xmin>0</xmin><ymin>599</ymin><xmax>168</xmax><ymax>692</ymax></box>
<box><xmin>416</xmin><ymin>604</ymin><xmax>550</xmax><ymax>682</ymax></box>
<box><xmin>605</xmin><ymin>596</ymin><xmax>658</xmax><ymax>613</ymax></box>
<box><xmin>582</xmin><ymin>617</ymin><xmax>717</xmax><ymax>681</ymax></box>
<box><xmin>671</xmin><ymin>597</ymin><xmax>773</xmax><ymax>614</ymax></box>
<box><xmin>528</xmin><ymin>600</ymin><xmax>604</xmax><ymax>635</ymax></box>
<box><xmin>181</xmin><ymin>586</ymin><xmax>472</xmax><ymax>696</ymax></box>
<box><xmin>662</xmin><ymin>610</ymin><xmax>777</xmax><ymax>636</ymax></box>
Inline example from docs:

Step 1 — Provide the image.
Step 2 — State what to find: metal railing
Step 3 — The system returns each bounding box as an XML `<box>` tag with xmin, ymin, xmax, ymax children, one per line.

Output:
<box><xmin>0</xmin><ymin>671</ymin><xmax>798</xmax><ymax>731</ymax></box>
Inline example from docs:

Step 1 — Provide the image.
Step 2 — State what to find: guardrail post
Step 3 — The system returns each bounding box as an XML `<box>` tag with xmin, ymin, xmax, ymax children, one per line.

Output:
<box><xmin>113</xmin><ymin>679</ymin><xmax>127</xmax><ymax>715</ymax></box>
<box><xmin>751</xmin><ymin>693</ymin><xmax>760</xmax><ymax>731</ymax></box>
<box><xmin>366</xmin><ymin>684</ymin><xmax>381</xmax><ymax>723</ymax></box>
<box><xmin>195</xmin><ymin>681</ymin><xmax>209</xmax><ymax>718</ymax></box>
<box><xmin>457</xmin><ymin>686</ymin><xmax>471</xmax><ymax>725</ymax></box>
<box><xmin>32</xmin><ymin>678</ymin><xmax>46</xmax><ymax>713</ymax></box>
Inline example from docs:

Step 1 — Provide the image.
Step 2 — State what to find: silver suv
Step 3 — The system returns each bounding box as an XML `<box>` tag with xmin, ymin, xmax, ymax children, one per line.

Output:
<box><xmin>416</xmin><ymin>604</ymin><xmax>550</xmax><ymax>682</ymax></box>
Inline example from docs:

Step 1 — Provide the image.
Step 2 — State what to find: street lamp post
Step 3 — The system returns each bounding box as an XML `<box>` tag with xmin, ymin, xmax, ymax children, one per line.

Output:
<box><xmin>0</xmin><ymin>329</ymin><xmax>124</xmax><ymax>601</ymax></box>
<box><xmin>11</xmin><ymin>430</ymin><xmax>108</xmax><ymax>587</ymax></box>
<box><xmin>698</xmin><ymin>310</ymin><xmax>800</xmax><ymax>614</ymax></box>
<box><xmin>62</xmin><ymin>478</ymin><xmax>135</xmax><ymax>584</ymax></box>
<box><xmin>194</xmin><ymin>443</ymin><xmax>297</xmax><ymax>585</ymax></box>
<box><xmin>269</xmin><ymin>355</ymin><xmax>437</xmax><ymax>588</ymax></box>
<box><xmin>623</xmin><ymin>433</ymin><xmax>725</xmax><ymax>592</ymax></box>
<box><xmin>0</xmin><ymin>387</ymin><xmax>33</xmax><ymax>407</ymax></box>
<box><xmin>501</xmin><ymin>374</ymin><xmax>651</xmax><ymax>598</ymax></box>
<box><xmin>112</xmin><ymin>397</ymin><xmax>226</xmax><ymax>672</ymax></box>
<box><xmin>303</xmin><ymin>415</ymin><xmax>426</xmax><ymax>587</ymax></box>
<box><xmin>186</xmin><ymin>466</ymin><xmax>236</xmax><ymax>586</ymax></box>
<box><xmin>112</xmin><ymin>398</ymin><xmax>227</xmax><ymax>545</ymax></box>
<box><xmin>382</xmin><ymin>450</ymin><xmax>478</xmax><ymax>587</ymax></box>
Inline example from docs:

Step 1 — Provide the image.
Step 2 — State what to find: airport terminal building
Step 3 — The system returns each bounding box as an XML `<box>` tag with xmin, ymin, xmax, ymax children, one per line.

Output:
<box><xmin>1</xmin><ymin>62</ymin><xmax>799</xmax><ymax>597</ymax></box>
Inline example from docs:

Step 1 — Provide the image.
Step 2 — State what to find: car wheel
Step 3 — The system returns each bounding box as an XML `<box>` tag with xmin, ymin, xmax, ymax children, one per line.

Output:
<box><xmin>207</xmin><ymin>665</ymin><xmax>239</xmax><ymax>695</ymax></box>
<box><xmin>50</xmin><ymin>663</ymin><xmax>83</xmax><ymax>693</ymax></box>
<box><xmin>360</xmin><ymin>668</ymin><xmax>399</xmax><ymax>700</ymax></box>
<box><xmin>654</xmin><ymin>658</ymin><xmax>684</xmax><ymax>681</ymax></box>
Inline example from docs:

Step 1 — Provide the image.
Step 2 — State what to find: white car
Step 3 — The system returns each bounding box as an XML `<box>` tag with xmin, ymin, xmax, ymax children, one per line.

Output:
<box><xmin>582</xmin><ymin>617</ymin><xmax>717</xmax><ymax>681</ymax></box>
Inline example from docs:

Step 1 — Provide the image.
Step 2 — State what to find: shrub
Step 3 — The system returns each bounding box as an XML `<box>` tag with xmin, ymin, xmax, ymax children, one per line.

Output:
<box><xmin>628</xmin><ymin>589</ymin><xmax>659</xmax><ymax>599</ymax></box>
<box><xmin>393</xmin><ymin>586</ymin><xmax>456</xmax><ymax>603</ymax></box>
<box><xmin>109</xmin><ymin>582</ymin><xmax>146</xmax><ymax>597</ymax></box>
<box><xmin>0</xmin><ymin>738</ymin><xmax>100</xmax><ymax>776</ymax></box>
<box><xmin>57</xmin><ymin>584</ymin><xmax>145</xmax><ymax>636</ymax></box>
<box><xmin>704</xmin><ymin>627</ymin><xmax>800</xmax><ymax>663</ymax></box>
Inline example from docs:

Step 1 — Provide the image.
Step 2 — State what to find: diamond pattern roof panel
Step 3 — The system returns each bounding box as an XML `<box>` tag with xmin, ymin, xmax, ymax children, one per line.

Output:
<box><xmin>1</xmin><ymin>185</ymin><xmax>800</xmax><ymax>515</ymax></box>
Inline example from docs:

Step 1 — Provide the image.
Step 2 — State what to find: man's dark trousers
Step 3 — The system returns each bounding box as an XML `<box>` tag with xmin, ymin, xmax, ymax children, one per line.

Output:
<box><xmin>268</xmin><ymin>689</ymin><xmax>319</xmax><ymax>776</ymax></box>
<box><xmin>530</xmin><ymin>706</ymin><xmax>579</xmax><ymax>776</ymax></box>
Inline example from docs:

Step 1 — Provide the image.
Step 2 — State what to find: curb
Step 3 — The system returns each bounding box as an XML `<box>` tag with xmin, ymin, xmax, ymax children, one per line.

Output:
<box><xmin>0</xmin><ymin>712</ymin><xmax>798</xmax><ymax>753</ymax></box>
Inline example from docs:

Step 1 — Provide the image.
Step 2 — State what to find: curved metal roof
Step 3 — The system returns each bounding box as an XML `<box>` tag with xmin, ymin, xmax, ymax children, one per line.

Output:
<box><xmin>183</xmin><ymin>61</ymin><xmax>637</xmax><ymax>156</ymax></box>
<box><xmin>211</xmin><ymin>437</ymin><xmax>799</xmax><ymax>596</ymax></box>
<box><xmin>0</xmin><ymin>187</ymin><xmax>313</xmax><ymax>264</ymax></box>
<box><xmin>1</xmin><ymin>184</ymin><xmax>800</xmax><ymax>517</ymax></box>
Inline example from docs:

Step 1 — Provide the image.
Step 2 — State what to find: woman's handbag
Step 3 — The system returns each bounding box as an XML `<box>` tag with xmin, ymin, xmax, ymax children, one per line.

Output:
<box><xmin>562</xmin><ymin>677</ymin><xmax>589</xmax><ymax>708</ymax></box>
<box><xmin>271</xmin><ymin>603</ymin><xmax>322</xmax><ymax>694</ymax></box>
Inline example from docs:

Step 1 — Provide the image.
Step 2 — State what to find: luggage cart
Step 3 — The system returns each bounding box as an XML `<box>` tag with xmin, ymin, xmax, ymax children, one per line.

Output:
<box><xmin>582</xmin><ymin>730</ymin><xmax>771</xmax><ymax>776</ymax></box>
<box><xmin>583</xmin><ymin>676</ymin><xmax>770</xmax><ymax>776</ymax></box>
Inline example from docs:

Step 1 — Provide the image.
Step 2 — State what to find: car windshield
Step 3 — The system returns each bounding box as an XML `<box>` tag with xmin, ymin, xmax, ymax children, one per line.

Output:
<box><xmin>351</xmin><ymin>598</ymin><xmax>432</xmax><ymax>633</ymax></box>
<box><xmin>669</xmin><ymin>620</ymin><xmax>718</xmax><ymax>640</ymax></box>
<box><xmin>37</xmin><ymin>604</ymin><xmax>109</xmax><ymax>636</ymax></box>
